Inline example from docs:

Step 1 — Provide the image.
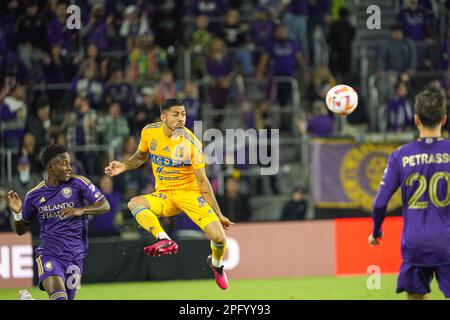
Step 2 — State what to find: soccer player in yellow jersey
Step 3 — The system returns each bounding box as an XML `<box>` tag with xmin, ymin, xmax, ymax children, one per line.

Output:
<box><xmin>104</xmin><ymin>99</ymin><xmax>234</xmax><ymax>289</ymax></box>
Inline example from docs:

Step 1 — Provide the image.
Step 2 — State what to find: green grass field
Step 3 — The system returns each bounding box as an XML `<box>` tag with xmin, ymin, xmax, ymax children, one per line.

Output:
<box><xmin>0</xmin><ymin>275</ymin><xmax>446</xmax><ymax>300</ymax></box>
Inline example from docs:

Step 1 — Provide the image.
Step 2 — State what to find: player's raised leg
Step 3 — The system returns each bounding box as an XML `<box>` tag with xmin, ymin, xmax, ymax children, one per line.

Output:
<box><xmin>128</xmin><ymin>194</ymin><xmax>179</xmax><ymax>256</ymax></box>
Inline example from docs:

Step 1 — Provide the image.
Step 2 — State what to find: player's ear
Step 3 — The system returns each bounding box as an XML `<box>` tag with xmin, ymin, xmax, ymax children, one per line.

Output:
<box><xmin>160</xmin><ymin>112</ymin><xmax>166</xmax><ymax>122</ymax></box>
<box><xmin>414</xmin><ymin>115</ymin><xmax>421</xmax><ymax>128</ymax></box>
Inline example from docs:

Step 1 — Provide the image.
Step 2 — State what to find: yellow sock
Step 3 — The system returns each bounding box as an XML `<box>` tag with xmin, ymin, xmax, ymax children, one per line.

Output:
<box><xmin>131</xmin><ymin>206</ymin><xmax>164</xmax><ymax>238</ymax></box>
<box><xmin>210</xmin><ymin>241</ymin><xmax>227</xmax><ymax>267</ymax></box>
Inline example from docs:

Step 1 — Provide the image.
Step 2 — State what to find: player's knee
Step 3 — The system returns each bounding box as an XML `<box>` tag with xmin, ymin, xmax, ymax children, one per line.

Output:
<box><xmin>127</xmin><ymin>197</ymin><xmax>143</xmax><ymax>211</ymax></box>
<box><xmin>211</xmin><ymin>232</ymin><xmax>226</xmax><ymax>244</ymax></box>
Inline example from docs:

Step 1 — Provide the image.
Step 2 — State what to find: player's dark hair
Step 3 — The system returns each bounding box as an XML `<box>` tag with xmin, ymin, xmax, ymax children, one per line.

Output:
<box><xmin>160</xmin><ymin>98</ymin><xmax>184</xmax><ymax>113</ymax></box>
<box><xmin>414</xmin><ymin>88</ymin><xmax>447</xmax><ymax>128</ymax></box>
<box><xmin>40</xmin><ymin>144</ymin><xmax>67</xmax><ymax>167</ymax></box>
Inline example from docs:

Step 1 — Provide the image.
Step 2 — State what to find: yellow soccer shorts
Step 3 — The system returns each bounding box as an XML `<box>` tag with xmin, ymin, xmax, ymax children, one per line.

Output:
<box><xmin>143</xmin><ymin>190</ymin><xmax>219</xmax><ymax>231</ymax></box>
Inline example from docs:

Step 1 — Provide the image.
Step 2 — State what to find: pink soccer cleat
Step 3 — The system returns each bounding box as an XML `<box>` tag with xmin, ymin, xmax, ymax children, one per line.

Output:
<box><xmin>144</xmin><ymin>239</ymin><xmax>179</xmax><ymax>257</ymax></box>
<box><xmin>207</xmin><ymin>255</ymin><xmax>229</xmax><ymax>290</ymax></box>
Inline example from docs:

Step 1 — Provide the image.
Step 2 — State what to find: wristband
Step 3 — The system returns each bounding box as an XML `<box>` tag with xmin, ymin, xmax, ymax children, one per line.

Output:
<box><xmin>14</xmin><ymin>211</ymin><xmax>23</xmax><ymax>221</ymax></box>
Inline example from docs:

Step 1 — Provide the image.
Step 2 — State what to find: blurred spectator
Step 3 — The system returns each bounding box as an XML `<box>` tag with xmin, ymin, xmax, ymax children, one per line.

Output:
<box><xmin>388</xmin><ymin>81</ymin><xmax>414</xmax><ymax>132</ymax></box>
<box><xmin>0</xmin><ymin>0</ymin><xmax>19</xmax><ymax>54</ymax></box>
<box><xmin>0</xmin><ymin>188</ymin><xmax>13</xmax><ymax>232</ymax></box>
<box><xmin>307</xmin><ymin>0</ymin><xmax>331</xmax><ymax>66</ymax></box>
<box><xmin>11</xmin><ymin>156</ymin><xmax>41</xmax><ymax>199</ymax></box>
<box><xmin>80</xmin><ymin>3</ymin><xmax>116</xmax><ymax>52</ymax></box>
<box><xmin>133</xmin><ymin>87</ymin><xmax>160</xmax><ymax>134</ymax></box>
<box><xmin>188</xmin><ymin>0</ymin><xmax>229</xmax><ymax>34</ymax></box>
<box><xmin>0</xmin><ymin>82</ymin><xmax>27</xmax><ymax>148</ymax></box>
<box><xmin>311</xmin><ymin>66</ymin><xmax>337</xmax><ymax>102</ymax></box>
<box><xmin>251</xmin><ymin>5</ymin><xmax>275</xmax><ymax>62</ymax></box>
<box><xmin>115</xmin><ymin>135</ymin><xmax>149</xmax><ymax>200</ymax></box>
<box><xmin>378</xmin><ymin>23</ymin><xmax>417</xmax><ymax>74</ymax></box>
<box><xmin>217</xmin><ymin>176</ymin><xmax>252</xmax><ymax>222</ymax></box>
<box><xmin>119</xmin><ymin>4</ymin><xmax>151</xmax><ymax>50</ymax></box>
<box><xmin>397</xmin><ymin>0</ymin><xmax>433</xmax><ymax>70</ymax></box>
<box><xmin>280</xmin><ymin>186</ymin><xmax>307</xmax><ymax>221</ymax></box>
<box><xmin>91</xmin><ymin>175</ymin><xmax>121</xmax><ymax>237</ymax></box>
<box><xmin>42</xmin><ymin>42</ymin><xmax>75</xmax><ymax>84</ymax></box>
<box><xmin>180</xmin><ymin>81</ymin><xmax>202</xmax><ymax>132</ymax></box>
<box><xmin>249</xmin><ymin>99</ymin><xmax>280</xmax><ymax>195</ymax></box>
<box><xmin>256</xmin><ymin>24</ymin><xmax>307</xmax><ymax>109</ymax></box>
<box><xmin>19</xmin><ymin>132</ymin><xmax>42</xmax><ymax>173</ymax></box>
<box><xmin>397</xmin><ymin>0</ymin><xmax>431</xmax><ymax>41</ymax></box>
<box><xmin>102</xmin><ymin>102</ymin><xmax>130</xmax><ymax>151</ymax></box>
<box><xmin>151</xmin><ymin>0</ymin><xmax>183</xmax><ymax>52</ymax></box>
<box><xmin>71</xmin><ymin>64</ymin><xmax>104</xmax><ymax>110</ymax></box>
<box><xmin>25</xmin><ymin>97</ymin><xmax>51</xmax><ymax>152</ymax></box>
<box><xmin>440</xmin><ymin>25</ymin><xmax>450</xmax><ymax>72</ymax></box>
<box><xmin>279</xmin><ymin>0</ymin><xmax>310</xmax><ymax>62</ymax></box>
<box><xmin>64</xmin><ymin>92</ymin><xmax>103</xmax><ymax>175</ymax></box>
<box><xmin>126</xmin><ymin>32</ymin><xmax>169</xmax><ymax>82</ymax></box>
<box><xmin>296</xmin><ymin>100</ymin><xmax>333</xmax><ymax>137</ymax></box>
<box><xmin>46</xmin><ymin>0</ymin><xmax>77</xmax><ymax>51</ymax></box>
<box><xmin>206</xmin><ymin>37</ymin><xmax>234</xmax><ymax>126</ymax></box>
<box><xmin>105</xmin><ymin>69</ymin><xmax>136</xmax><ymax>117</ymax></box>
<box><xmin>15</xmin><ymin>0</ymin><xmax>47</xmax><ymax>80</ymax></box>
<box><xmin>189</xmin><ymin>15</ymin><xmax>212</xmax><ymax>79</ymax></box>
<box><xmin>221</xmin><ymin>9</ymin><xmax>253</xmax><ymax>77</ymax></box>
<box><xmin>76</xmin><ymin>43</ymin><xmax>101</xmax><ymax>77</ymax></box>
<box><xmin>248</xmin><ymin>99</ymin><xmax>280</xmax><ymax>132</ymax></box>
<box><xmin>155</xmin><ymin>69</ymin><xmax>178</xmax><ymax>107</ymax></box>
<box><xmin>327</xmin><ymin>7</ymin><xmax>356</xmax><ymax>83</ymax></box>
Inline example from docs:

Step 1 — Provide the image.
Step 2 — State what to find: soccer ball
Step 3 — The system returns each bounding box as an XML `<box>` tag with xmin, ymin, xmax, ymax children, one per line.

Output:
<box><xmin>325</xmin><ymin>84</ymin><xmax>358</xmax><ymax>115</ymax></box>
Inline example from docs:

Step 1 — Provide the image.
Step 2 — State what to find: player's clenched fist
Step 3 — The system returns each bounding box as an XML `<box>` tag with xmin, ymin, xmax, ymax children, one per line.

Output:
<box><xmin>104</xmin><ymin>161</ymin><xmax>126</xmax><ymax>177</ymax></box>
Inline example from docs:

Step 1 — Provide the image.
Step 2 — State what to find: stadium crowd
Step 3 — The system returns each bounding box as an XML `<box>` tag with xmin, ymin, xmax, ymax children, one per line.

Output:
<box><xmin>0</xmin><ymin>0</ymin><xmax>449</xmax><ymax>236</ymax></box>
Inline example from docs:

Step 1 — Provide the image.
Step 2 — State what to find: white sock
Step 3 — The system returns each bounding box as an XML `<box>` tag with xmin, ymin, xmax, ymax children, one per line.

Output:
<box><xmin>156</xmin><ymin>231</ymin><xmax>171</xmax><ymax>241</ymax></box>
<box><xmin>212</xmin><ymin>258</ymin><xmax>222</xmax><ymax>268</ymax></box>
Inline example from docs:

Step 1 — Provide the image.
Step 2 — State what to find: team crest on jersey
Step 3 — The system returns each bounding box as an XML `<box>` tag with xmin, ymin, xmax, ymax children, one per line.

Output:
<box><xmin>45</xmin><ymin>261</ymin><xmax>54</xmax><ymax>271</ymax></box>
<box><xmin>175</xmin><ymin>146</ymin><xmax>185</xmax><ymax>158</ymax></box>
<box><xmin>62</xmin><ymin>187</ymin><xmax>72</xmax><ymax>199</ymax></box>
<box><xmin>163</xmin><ymin>146</ymin><xmax>170</xmax><ymax>152</ymax></box>
<box><xmin>89</xmin><ymin>184</ymin><xmax>96</xmax><ymax>192</ymax></box>
<box><xmin>150</xmin><ymin>139</ymin><xmax>158</xmax><ymax>151</ymax></box>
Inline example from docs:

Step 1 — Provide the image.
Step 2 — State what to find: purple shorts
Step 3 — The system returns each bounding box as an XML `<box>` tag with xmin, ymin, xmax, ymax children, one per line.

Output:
<box><xmin>35</xmin><ymin>255</ymin><xmax>84</xmax><ymax>300</ymax></box>
<box><xmin>396</xmin><ymin>262</ymin><xmax>450</xmax><ymax>298</ymax></box>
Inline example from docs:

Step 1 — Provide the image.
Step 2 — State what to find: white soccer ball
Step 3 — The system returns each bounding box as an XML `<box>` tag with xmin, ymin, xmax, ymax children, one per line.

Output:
<box><xmin>325</xmin><ymin>84</ymin><xmax>358</xmax><ymax>115</ymax></box>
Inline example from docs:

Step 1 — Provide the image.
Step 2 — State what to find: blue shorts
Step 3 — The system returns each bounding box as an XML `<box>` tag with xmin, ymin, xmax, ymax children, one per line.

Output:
<box><xmin>35</xmin><ymin>255</ymin><xmax>84</xmax><ymax>300</ymax></box>
<box><xmin>396</xmin><ymin>262</ymin><xmax>450</xmax><ymax>298</ymax></box>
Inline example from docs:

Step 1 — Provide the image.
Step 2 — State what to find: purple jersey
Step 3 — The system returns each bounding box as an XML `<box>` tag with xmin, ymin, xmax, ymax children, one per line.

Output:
<box><xmin>266</xmin><ymin>39</ymin><xmax>300</xmax><ymax>76</ymax></box>
<box><xmin>22</xmin><ymin>175</ymin><xmax>105</xmax><ymax>260</ymax></box>
<box><xmin>373</xmin><ymin>138</ymin><xmax>450</xmax><ymax>266</ymax></box>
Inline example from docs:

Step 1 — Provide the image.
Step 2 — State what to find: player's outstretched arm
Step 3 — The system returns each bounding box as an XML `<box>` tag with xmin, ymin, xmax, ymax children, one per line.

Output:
<box><xmin>59</xmin><ymin>198</ymin><xmax>110</xmax><ymax>219</ymax></box>
<box><xmin>7</xmin><ymin>191</ymin><xmax>30</xmax><ymax>236</ymax></box>
<box><xmin>105</xmin><ymin>150</ymin><xmax>149</xmax><ymax>177</ymax></box>
<box><xmin>194</xmin><ymin>167</ymin><xmax>234</xmax><ymax>230</ymax></box>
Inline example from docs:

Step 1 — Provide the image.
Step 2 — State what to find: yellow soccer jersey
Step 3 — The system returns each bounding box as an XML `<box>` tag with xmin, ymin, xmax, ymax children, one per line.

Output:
<box><xmin>138</xmin><ymin>122</ymin><xmax>205</xmax><ymax>192</ymax></box>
